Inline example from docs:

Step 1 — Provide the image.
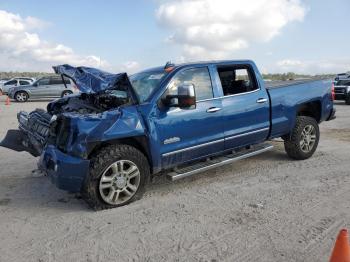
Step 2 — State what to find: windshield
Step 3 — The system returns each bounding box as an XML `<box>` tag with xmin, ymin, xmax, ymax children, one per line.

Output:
<box><xmin>130</xmin><ymin>70</ymin><xmax>166</xmax><ymax>102</ymax></box>
<box><xmin>336</xmin><ymin>80</ymin><xmax>350</xmax><ymax>86</ymax></box>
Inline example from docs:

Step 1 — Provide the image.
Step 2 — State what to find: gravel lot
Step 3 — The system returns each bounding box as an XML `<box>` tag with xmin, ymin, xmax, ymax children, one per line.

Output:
<box><xmin>0</xmin><ymin>96</ymin><xmax>349</xmax><ymax>262</ymax></box>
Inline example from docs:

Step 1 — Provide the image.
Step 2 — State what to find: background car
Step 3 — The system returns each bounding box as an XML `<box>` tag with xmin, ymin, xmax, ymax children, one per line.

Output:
<box><xmin>0</xmin><ymin>77</ymin><xmax>35</xmax><ymax>94</ymax></box>
<box><xmin>335</xmin><ymin>72</ymin><xmax>350</xmax><ymax>81</ymax></box>
<box><xmin>7</xmin><ymin>76</ymin><xmax>78</xmax><ymax>102</ymax></box>
<box><xmin>334</xmin><ymin>79</ymin><xmax>350</xmax><ymax>105</ymax></box>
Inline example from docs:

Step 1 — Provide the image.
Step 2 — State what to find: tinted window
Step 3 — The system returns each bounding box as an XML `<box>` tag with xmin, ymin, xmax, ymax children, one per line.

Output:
<box><xmin>50</xmin><ymin>77</ymin><xmax>64</xmax><ymax>85</ymax></box>
<box><xmin>4</xmin><ymin>80</ymin><xmax>17</xmax><ymax>86</ymax></box>
<box><xmin>168</xmin><ymin>67</ymin><xmax>213</xmax><ymax>101</ymax></box>
<box><xmin>37</xmin><ymin>78</ymin><xmax>50</xmax><ymax>85</ymax></box>
<box><xmin>19</xmin><ymin>80</ymin><xmax>30</xmax><ymax>85</ymax></box>
<box><xmin>336</xmin><ymin>80</ymin><xmax>350</xmax><ymax>86</ymax></box>
<box><xmin>217</xmin><ymin>66</ymin><xmax>258</xmax><ymax>96</ymax></box>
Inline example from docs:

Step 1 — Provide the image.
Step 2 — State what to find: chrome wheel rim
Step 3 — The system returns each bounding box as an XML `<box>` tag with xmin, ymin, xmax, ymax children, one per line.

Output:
<box><xmin>16</xmin><ymin>93</ymin><xmax>26</xmax><ymax>101</ymax></box>
<box><xmin>300</xmin><ymin>125</ymin><xmax>316</xmax><ymax>153</ymax></box>
<box><xmin>99</xmin><ymin>160</ymin><xmax>140</xmax><ymax>205</ymax></box>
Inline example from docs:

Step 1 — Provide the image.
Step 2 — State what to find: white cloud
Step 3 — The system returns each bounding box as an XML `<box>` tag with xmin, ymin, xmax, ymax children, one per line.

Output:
<box><xmin>0</xmin><ymin>10</ymin><xmax>109</xmax><ymax>72</ymax></box>
<box><xmin>156</xmin><ymin>0</ymin><xmax>306</xmax><ymax>60</ymax></box>
<box><xmin>272</xmin><ymin>59</ymin><xmax>350</xmax><ymax>74</ymax></box>
<box><xmin>117</xmin><ymin>61</ymin><xmax>141</xmax><ymax>74</ymax></box>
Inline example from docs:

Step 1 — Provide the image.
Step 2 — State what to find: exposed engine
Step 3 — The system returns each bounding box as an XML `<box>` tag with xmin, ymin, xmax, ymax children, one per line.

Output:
<box><xmin>0</xmin><ymin>64</ymin><xmax>137</xmax><ymax>157</ymax></box>
<box><xmin>47</xmin><ymin>91</ymin><xmax>131</xmax><ymax>115</ymax></box>
<box><xmin>11</xmin><ymin>91</ymin><xmax>132</xmax><ymax>157</ymax></box>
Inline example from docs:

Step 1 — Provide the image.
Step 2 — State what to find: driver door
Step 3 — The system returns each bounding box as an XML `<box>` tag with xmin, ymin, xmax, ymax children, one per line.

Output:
<box><xmin>152</xmin><ymin>66</ymin><xmax>224</xmax><ymax>168</ymax></box>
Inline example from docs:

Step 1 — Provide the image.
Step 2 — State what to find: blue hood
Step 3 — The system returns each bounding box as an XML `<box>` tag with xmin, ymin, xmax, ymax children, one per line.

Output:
<box><xmin>53</xmin><ymin>64</ymin><xmax>136</xmax><ymax>98</ymax></box>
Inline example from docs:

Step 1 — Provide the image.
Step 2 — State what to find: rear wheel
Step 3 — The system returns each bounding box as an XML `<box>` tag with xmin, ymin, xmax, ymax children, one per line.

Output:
<box><xmin>61</xmin><ymin>90</ymin><xmax>73</xmax><ymax>97</ymax></box>
<box><xmin>15</xmin><ymin>91</ymin><xmax>28</xmax><ymax>102</ymax></box>
<box><xmin>82</xmin><ymin>144</ymin><xmax>150</xmax><ymax>210</ymax></box>
<box><xmin>284</xmin><ymin>116</ymin><xmax>319</xmax><ymax>160</ymax></box>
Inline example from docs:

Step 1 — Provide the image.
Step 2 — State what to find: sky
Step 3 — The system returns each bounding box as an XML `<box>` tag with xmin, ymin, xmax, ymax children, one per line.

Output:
<box><xmin>0</xmin><ymin>0</ymin><xmax>349</xmax><ymax>74</ymax></box>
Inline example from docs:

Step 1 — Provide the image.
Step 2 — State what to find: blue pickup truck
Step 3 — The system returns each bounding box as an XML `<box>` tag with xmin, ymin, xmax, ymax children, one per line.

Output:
<box><xmin>0</xmin><ymin>60</ymin><xmax>336</xmax><ymax>210</ymax></box>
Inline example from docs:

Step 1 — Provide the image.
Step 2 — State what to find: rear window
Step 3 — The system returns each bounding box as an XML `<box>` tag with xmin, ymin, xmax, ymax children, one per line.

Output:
<box><xmin>19</xmin><ymin>80</ymin><xmax>30</xmax><ymax>85</ymax></box>
<box><xmin>217</xmin><ymin>66</ymin><xmax>258</xmax><ymax>96</ymax></box>
<box><xmin>50</xmin><ymin>77</ymin><xmax>70</xmax><ymax>85</ymax></box>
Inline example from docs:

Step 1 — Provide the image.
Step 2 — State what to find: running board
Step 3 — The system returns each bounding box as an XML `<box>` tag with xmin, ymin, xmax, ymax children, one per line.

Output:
<box><xmin>166</xmin><ymin>143</ymin><xmax>273</xmax><ymax>181</ymax></box>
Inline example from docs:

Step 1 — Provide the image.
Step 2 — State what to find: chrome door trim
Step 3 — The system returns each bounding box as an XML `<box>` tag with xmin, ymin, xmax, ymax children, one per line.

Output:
<box><xmin>162</xmin><ymin>138</ymin><xmax>224</xmax><ymax>157</ymax></box>
<box><xmin>225</xmin><ymin>127</ymin><xmax>269</xmax><ymax>141</ymax></box>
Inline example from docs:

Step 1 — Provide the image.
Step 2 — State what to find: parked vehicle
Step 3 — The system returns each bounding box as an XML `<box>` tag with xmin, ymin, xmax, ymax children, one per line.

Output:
<box><xmin>0</xmin><ymin>61</ymin><xmax>336</xmax><ymax>210</ymax></box>
<box><xmin>0</xmin><ymin>77</ymin><xmax>35</xmax><ymax>94</ymax></box>
<box><xmin>7</xmin><ymin>76</ymin><xmax>77</xmax><ymax>102</ymax></box>
<box><xmin>334</xmin><ymin>79</ymin><xmax>350</xmax><ymax>105</ymax></box>
<box><xmin>335</xmin><ymin>73</ymin><xmax>350</xmax><ymax>81</ymax></box>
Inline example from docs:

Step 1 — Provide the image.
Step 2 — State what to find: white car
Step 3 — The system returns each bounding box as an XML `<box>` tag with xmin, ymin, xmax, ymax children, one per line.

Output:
<box><xmin>0</xmin><ymin>78</ymin><xmax>35</xmax><ymax>94</ymax></box>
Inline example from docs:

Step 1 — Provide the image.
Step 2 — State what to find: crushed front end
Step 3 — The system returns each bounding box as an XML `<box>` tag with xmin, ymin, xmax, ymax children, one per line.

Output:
<box><xmin>0</xmin><ymin>64</ymin><xmax>143</xmax><ymax>193</ymax></box>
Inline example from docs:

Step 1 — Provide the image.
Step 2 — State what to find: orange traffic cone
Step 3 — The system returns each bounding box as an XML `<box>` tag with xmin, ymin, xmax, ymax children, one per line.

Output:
<box><xmin>5</xmin><ymin>96</ymin><xmax>10</xmax><ymax>105</ymax></box>
<box><xmin>330</xmin><ymin>229</ymin><xmax>350</xmax><ymax>262</ymax></box>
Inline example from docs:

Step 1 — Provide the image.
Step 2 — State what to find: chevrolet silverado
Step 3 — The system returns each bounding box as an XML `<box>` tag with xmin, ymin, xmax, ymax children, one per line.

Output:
<box><xmin>0</xmin><ymin>61</ymin><xmax>336</xmax><ymax>210</ymax></box>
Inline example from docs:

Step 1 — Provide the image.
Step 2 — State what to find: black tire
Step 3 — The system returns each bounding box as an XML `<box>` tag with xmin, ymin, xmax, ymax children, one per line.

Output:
<box><xmin>14</xmin><ymin>91</ymin><xmax>28</xmax><ymax>102</ymax></box>
<box><xmin>284</xmin><ymin>116</ymin><xmax>320</xmax><ymax>160</ymax></box>
<box><xmin>61</xmin><ymin>90</ymin><xmax>73</xmax><ymax>98</ymax></box>
<box><xmin>82</xmin><ymin>144</ymin><xmax>150</xmax><ymax>210</ymax></box>
<box><xmin>345</xmin><ymin>95</ymin><xmax>350</xmax><ymax>105</ymax></box>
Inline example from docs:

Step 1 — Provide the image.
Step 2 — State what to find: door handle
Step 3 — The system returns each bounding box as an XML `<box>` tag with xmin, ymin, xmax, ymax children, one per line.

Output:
<box><xmin>206</xmin><ymin>107</ymin><xmax>221</xmax><ymax>113</ymax></box>
<box><xmin>256</xmin><ymin>98</ymin><xmax>268</xmax><ymax>103</ymax></box>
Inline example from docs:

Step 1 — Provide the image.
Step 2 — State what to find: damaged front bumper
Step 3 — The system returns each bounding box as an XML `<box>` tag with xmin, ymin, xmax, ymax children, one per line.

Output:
<box><xmin>39</xmin><ymin>145</ymin><xmax>90</xmax><ymax>193</ymax></box>
<box><xmin>0</xmin><ymin>110</ymin><xmax>51</xmax><ymax>157</ymax></box>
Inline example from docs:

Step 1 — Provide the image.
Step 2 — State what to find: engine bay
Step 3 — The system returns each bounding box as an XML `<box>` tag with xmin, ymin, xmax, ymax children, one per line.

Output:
<box><xmin>47</xmin><ymin>91</ymin><xmax>132</xmax><ymax>115</ymax></box>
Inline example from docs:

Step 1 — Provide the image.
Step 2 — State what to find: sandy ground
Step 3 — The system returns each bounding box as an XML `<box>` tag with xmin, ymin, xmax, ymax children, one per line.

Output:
<box><xmin>0</xmin><ymin>96</ymin><xmax>349</xmax><ymax>262</ymax></box>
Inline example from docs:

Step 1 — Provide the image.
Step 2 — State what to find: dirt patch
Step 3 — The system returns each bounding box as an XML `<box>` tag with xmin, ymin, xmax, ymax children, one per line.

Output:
<box><xmin>324</xmin><ymin>128</ymin><xmax>350</xmax><ymax>142</ymax></box>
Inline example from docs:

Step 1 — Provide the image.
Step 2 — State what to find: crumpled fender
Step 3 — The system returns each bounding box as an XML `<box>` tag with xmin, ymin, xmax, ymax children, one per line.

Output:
<box><xmin>61</xmin><ymin>106</ymin><xmax>146</xmax><ymax>158</ymax></box>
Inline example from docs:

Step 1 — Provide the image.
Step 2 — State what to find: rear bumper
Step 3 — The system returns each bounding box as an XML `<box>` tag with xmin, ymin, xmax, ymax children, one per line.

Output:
<box><xmin>39</xmin><ymin>145</ymin><xmax>90</xmax><ymax>193</ymax></box>
<box><xmin>326</xmin><ymin>107</ymin><xmax>336</xmax><ymax>121</ymax></box>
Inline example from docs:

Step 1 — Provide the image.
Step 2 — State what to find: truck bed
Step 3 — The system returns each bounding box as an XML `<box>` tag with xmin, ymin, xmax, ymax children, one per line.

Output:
<box><xmin>266</xmin><ymin>78</ymin><xmax>333</xmax><ymax>139</ymax></box>
<box><xmin>265</xmin><ymin>78</ymin><xmax>329</xmax><ymax>89</ymax></box>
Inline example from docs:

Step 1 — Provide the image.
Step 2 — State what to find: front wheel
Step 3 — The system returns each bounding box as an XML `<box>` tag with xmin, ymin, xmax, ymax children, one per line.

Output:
<box><xmin>82</xmin><ymin>144</ymin><xmax>150</xmax><ymax>210</ymax></box>
<box><xmin>284</xmin><ymin>116</ymin><xmax>320</xmax><ymax>160</ymax></box>
<box><xmin>15</xmin><ymin>91</ymin><xmax>28</xmax><ymax>102</ymax></box>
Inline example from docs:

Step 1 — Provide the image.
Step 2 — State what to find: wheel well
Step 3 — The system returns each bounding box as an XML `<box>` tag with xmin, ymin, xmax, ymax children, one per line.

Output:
<box><xmin>14</xmin><ymin>90</ymin><xmax>29</xmax><ymax>98</ymax></box>
<box><xmin>297</xmin><ymin>101</ymin><xmax>321</xmax><ymax>122</ymax></box>
<box><xmin>88</xmin><ymin>136</ymin><xmax>153</xmax><ymax>172</ymax></box>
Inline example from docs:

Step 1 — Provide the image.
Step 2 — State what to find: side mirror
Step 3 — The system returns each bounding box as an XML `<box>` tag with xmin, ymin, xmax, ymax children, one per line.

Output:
<box><xmin>162</xmin><ymin>84</ymin><xmax>196</xmax><ymax>109</ymax></box>
<box><xmin>33</xmin><ymin>82</ymin><xmax>38</xmax><ymax>87</ymax></box>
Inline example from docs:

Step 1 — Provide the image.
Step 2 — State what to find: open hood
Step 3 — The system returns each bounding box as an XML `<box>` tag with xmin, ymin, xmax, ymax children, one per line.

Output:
<box><xmin>53</xmin><ymin>65</ymin><xmax>138</xmax><ymax>101</ymax></box>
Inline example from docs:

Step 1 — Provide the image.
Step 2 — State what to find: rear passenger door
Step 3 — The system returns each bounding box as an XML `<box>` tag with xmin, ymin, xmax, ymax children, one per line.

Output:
<box><xmin>30</xmin><ymin>77</ymin><xmax>50</xmax><ymax>97</ymax></box>
<box><xmin>47</xmin><ymin>77</ymin><xmax>65</xmax><ymax>97</ymax></box>
<box><xmin>215</xmin><ymin>64</ymin><xmax>270</xmax><ymax>149</ymax></box>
